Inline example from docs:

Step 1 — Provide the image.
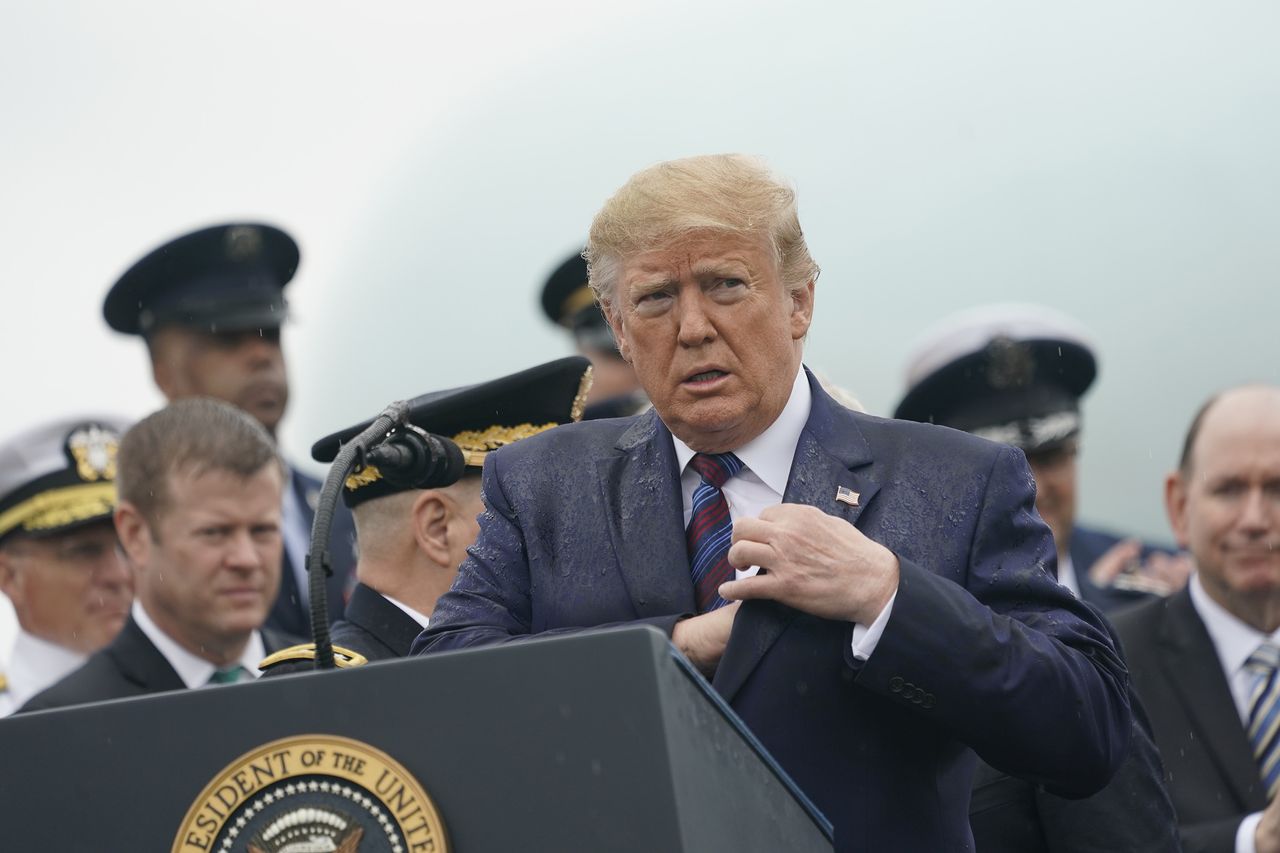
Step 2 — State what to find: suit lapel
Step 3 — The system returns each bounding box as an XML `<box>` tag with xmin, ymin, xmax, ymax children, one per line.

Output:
<box><xmin>106</xmin><ymin>617</ymin><xmax>185</xmax><ymax>693</ymax></box>
<box><xmin>714</xmin><ymin>378</ymin><xmax>880</xmax><ymax>702</ymax></box>
<box><xmin>1159</xmin><ymin>589</ymin><xmax>1267</xmax><ymax>810</ymax></box>
<box><xmin>596</xmin><ymin>411</ymin><xmax>696</xmax><ymax>618</ymax></box>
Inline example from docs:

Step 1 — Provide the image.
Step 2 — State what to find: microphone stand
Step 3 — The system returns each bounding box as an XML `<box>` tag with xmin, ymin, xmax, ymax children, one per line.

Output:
<box><xmin>307</xmin><ymin>400</ymin><xmax>411</xmax><ymax>670</ymax></box>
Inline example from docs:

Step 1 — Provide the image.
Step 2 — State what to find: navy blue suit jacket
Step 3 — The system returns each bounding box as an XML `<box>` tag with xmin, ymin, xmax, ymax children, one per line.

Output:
<box><xmin>417</xmin><ymin>372</ymin><xmax>1132</xmax><ymax>851</ymax></box>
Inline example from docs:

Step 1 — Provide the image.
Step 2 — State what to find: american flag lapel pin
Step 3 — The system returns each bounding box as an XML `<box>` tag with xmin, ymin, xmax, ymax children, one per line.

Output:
<box><xmin>835</xmin><ymin>486</ymin><xmax>860</xmax><ymax>507</ymax></box>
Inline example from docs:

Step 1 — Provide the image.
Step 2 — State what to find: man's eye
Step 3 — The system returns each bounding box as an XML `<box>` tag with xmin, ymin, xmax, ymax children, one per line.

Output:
<box><xmin>63</xmin><ymin>543</ymin><xmax>109</xmax><ymax>561</ymax></box>
<box><xmin>719</xmin><ymin>278</ymin><xmax>744</xmax><ymax>288</ymax></box>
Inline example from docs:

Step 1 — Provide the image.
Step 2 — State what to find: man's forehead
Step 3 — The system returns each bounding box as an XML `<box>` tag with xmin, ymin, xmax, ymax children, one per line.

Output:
<box><xmin>166</xmin><ymin>463</ymin><xmax>282</xmax><ymax>496</ymax></box>
<box><xmin>623</xmin><ymin>235</ymin><xmax>773</xmax><ymax>278</ymax></box>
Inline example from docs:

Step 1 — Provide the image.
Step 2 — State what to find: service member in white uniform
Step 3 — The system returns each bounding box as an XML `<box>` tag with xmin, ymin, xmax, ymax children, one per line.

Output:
<box><xmin>0</xmin><ymin>417</ymin><xmax>132</xmax><ymax>716</ymax></box>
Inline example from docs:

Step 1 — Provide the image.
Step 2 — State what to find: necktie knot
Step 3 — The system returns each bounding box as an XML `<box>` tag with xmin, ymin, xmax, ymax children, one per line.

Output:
<box><xmin>1248</xmin><ymin>642</ymin><xmax>1280</xmax><ymax>676</ymax></box>
<box><xmin>207</xmin><ymin>665</ymin><xmax>244</xmax><ymax>686</ymax></box>
<box><xmin>688</xmin><ymin>453</ymin><xmax>743</xmax><ymax>489</ymax></box>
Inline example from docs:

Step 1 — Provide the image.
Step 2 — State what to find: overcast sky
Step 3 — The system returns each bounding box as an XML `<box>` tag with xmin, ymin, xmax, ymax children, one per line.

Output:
<box><xmin>3</xmin><ymin>1</ymin><xmax>1278</xmax><ymax>653</ymax></box>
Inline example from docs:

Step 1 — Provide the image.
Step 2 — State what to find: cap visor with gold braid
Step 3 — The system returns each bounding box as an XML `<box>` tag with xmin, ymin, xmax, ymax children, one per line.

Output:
<box><xmin>0</xmin><ymin>419</ymin><xmax>127</xmax><ymax>543</ymax></box>
<box><xmin>311</xmin><ymin>357</ymin><xmax>593</xmax><ymax>509</ymax></box>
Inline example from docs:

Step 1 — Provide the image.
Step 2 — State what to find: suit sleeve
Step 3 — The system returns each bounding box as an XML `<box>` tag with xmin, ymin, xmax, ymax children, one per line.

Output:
<box><xmin>1180</xmin><ymin>817</ymin><xmax>1247</xmax><ymax>853</ymax></box>
<box><xmin>854</xmin><ymin>445</ymin><xmax>1132</xmax><ymax>797</ymax></box>
<box><xmin>412</xmin><ymin>450</ymin><xmax>682</xmax><ymax>656</ymax></box>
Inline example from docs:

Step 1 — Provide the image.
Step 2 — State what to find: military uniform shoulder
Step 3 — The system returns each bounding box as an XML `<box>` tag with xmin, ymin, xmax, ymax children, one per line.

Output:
<box><xmin>257</xmin><ymin>643</ymin><xmax>369</xmax><ymax>677</ymax></box>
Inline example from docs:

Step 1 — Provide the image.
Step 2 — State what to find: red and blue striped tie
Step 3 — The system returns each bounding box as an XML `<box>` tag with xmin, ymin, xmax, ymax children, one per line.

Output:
<box><xmin>686</xmin><ymin>452</ymin><xmax>744</xmax><ymax>612</ymax></box>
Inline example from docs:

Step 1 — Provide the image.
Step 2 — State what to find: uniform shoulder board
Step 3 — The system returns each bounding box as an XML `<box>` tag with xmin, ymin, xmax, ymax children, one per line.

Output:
<box><xmin>257</xmin><ymin>643</ymin><xmax>368</xmax><ymax>673</ymax></box>
<box><xmin>0</xmin><ymin>672</ymin><xmax>8</xmax><ymax>694</ymax></box>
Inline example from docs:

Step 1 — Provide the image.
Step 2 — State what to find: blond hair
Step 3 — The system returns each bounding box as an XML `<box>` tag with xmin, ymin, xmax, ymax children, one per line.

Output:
<box><xmin>585</xmin><ymin>154</ymin><xmax>820</xmax><ymax>308</ymax></box>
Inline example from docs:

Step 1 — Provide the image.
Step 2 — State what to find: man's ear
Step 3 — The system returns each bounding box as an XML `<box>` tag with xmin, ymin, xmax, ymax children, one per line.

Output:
<box><xmin>147</xmin><ymin>332</ymin><xmax>182</xmax><ymax>401</ymax></box>
<box><xmin>410</xmin><ymin>491</ymin><xmax>452</xmax><ymax>566</ymax></box>
<box><xmin>1164</xmin><ymin>472</ymin><xmax>1190</xmax><ymax>549</ymax></box>
<box><xmin>603</xmin><ymin>304</ymin><xmax>631</xmax><ymax>364</ymax></box>
<box><xmin>114</xmin><ymin>502</ymin><xmax>153</xmax><ymax>568</ymax></box>
<box><xmin>0</xmin><ymin>547</ymin><xmax>23</xmax><ymax>605</ymax></box>
<box><xmin>790</xmin><ymin>279</ymin><xmax>815</xmax><ymax>340</ymax></box>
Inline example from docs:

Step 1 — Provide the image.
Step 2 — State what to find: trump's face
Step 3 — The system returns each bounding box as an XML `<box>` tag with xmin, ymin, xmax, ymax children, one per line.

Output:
<box><xmin>606</xmin><ymin>231</ymin><xmax>813</xmax><ymax>453</ymax></box>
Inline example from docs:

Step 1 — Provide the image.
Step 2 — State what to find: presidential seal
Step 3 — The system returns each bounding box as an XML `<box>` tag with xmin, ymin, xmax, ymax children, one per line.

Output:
<box><xmin>172</xmin><ymin>735</ymin><xmax>447</xmax><ymax>853</ymax></box>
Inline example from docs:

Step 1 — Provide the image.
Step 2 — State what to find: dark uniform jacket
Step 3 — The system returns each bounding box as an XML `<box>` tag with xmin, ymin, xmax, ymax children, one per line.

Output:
<box><xmin>1072</xmin><ymin>524</ymin><xmax>1175</xmax><ymax>614</ymax></box>
<box><xmin>329</xmin><ymin>582</ymin><xmax>424</xmax><ymax>662</ymax></box>
<box><xmin>18</xmin><ymin>616</ymin><xmax>299</xmax><ymax>713</ymax></box>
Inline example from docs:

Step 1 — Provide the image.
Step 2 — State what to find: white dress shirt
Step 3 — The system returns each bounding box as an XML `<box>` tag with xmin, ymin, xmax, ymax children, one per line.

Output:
<box><xmin>280</xmin><ymin>467</ymin><xmax>311</xmax><ymax>608</ymax></box>
<box><xmin>1056</xmin><ymin>553</ymin><xmax>1082</xmax><ymax>598</ymax></box>
<box><xmin>670</xmin><ymin>366</ymin><xmax>896</xmax><ymax>660</ymax></box>
<box><xmin>1188</xmin><ymin>572</ymin><xmax>1280</xmax><ymax>853</ymax></box>
<box><xmin>0</xmin><ymin>629</ymin><xmax>87</xmax><ymax>716</ymax></box>
<box><xmin>382</xmin><ymin>594</ymin><xmax>431</xmax><ymax>630</ymax></box>
<box><xmin>132</xmin><ymin>601</ymin><xmax>266</xmax><ymax>688</ymax></box>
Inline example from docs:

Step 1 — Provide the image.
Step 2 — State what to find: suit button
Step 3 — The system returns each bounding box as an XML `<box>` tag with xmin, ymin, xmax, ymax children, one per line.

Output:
<box><xmin>922</xmin><ymin>694</ymin><xmax>936</xmax><ymax>709</ymax></box>
<box><xmin>889</xmin><ymin>676</ymin><xmax>903</xmax><ymax>693</ymax></box>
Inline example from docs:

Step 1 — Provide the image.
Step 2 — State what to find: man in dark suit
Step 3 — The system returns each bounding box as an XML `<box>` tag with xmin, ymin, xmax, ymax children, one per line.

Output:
<box><xmin>101</xmin><ymin>222</ymin><xmax>356</xmax><ymax>637</ymax></box>
<box><xmin>415</xmin><ymin>154</ymin><xmax>1133</xmax><ymax>850</ymax></box>
<box><xmin>21</xmin><ymin>399</ymin><xmax>299</xmax><ymax>712</ymax></box>
<box><xmin>259</xmin><ymin>356</ymin><xmax>593</xmax><ymax>670</ymax></box>
<box><xmin>1114</xmin><ymin>385</ymin><xmax>1280</xmax><ymax>853</ymax></box>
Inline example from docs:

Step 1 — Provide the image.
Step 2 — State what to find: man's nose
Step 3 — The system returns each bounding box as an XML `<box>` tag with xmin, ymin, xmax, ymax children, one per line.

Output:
<box><xmin>1237</xmin><ymin>487</ymin><xmax>1274</xmax><ymax>533</ymax></box>
<box><xmin>94</xmin><ymin>548</ymin><xmax>132</xmax><ymax>589</ymax></box>
<box><xmin>223</xmin><ymin>531</ymin><xmax>263</xmax><ymax>571</ymax></box>
<box><xmin>675</xmin><ymin>292</ymin><xmax>716</xmax><ymax>347</ymax></box>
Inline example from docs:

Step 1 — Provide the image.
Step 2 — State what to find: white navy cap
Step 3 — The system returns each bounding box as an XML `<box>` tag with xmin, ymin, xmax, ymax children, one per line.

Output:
<box><xmin>0</xmin><ymin>416</ymin><xmax>130</xmax><ymax>543</ymax></box>
<box><xmin>894</xmin><ymin>304</ymin><xmax>1097</xmax><ymax>453</ymax></box>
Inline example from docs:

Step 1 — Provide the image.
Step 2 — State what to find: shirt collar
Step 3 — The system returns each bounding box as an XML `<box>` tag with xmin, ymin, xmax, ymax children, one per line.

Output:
<box><xmin>381</xmin><ymin>593</ymin><xmax>431</xmax><ymax>630</ymax></box>
<box><xmin>1189</xmin><ymin>571</ymin><xmax>1280</xmax><ymax>676</ymax></box>
<box><xmin>672</xmin><ymin>365</ymin><xmax>811</xmax><ymax>495</ymax></box>
<box><xmin>132</xmin><ymin>600</ymin><xmax>265</xmax><ymax>688</ymax></box>
<box><xmin>7</xmin><ymin>629</ymin><xmax>87</xmax><ymax>706</ymax></box>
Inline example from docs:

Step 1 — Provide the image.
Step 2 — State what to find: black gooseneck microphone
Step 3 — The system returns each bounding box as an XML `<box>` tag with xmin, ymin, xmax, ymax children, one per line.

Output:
<box><xmin>364</xmin><ymin>427</ymin><xmax>465</xmax><ymax>489</ymax></box>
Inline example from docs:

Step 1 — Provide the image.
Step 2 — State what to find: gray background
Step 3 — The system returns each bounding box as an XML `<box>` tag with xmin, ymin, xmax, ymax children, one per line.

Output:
<box><xmin>2</xmin><ymin>0</ymin><xmax>1278</xmax><ymax>650</ymax></box>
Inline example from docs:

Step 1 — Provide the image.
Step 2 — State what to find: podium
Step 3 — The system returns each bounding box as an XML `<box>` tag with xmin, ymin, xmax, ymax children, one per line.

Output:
<box><xmin>0</xmin><ymin>626</ymin><xmax>832</xmax><ymax>851</ymax></box>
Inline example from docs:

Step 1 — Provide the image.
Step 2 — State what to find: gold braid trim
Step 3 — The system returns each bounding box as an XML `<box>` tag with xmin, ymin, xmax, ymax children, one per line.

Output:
<box><xmin>257</xmin><ymin>643</ymin><xmax>369</xmax><ymax>671</ymax></box>
<box><xmin>0</xmin><ymin>482</ymin><xmax>117</xmax><ymax>539</ymax></box>
<box><xmin>560</xmin><ymin>285</ymin><xmax>598</xmax><ymax>322</ymax></box>
<box><xmin>452</xmin><ymin>422</ymin><xmax>561</xmax><ymax>468</ymax></box>
<box><xmin>344</xmin><ymin>465</ymin><xmax>383</xmax><ymax>491</ymax></box>
<box><xmin>571</xmin><ymin>366</ymin><xmax>593</xmax><ymax>423</ymax></box>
